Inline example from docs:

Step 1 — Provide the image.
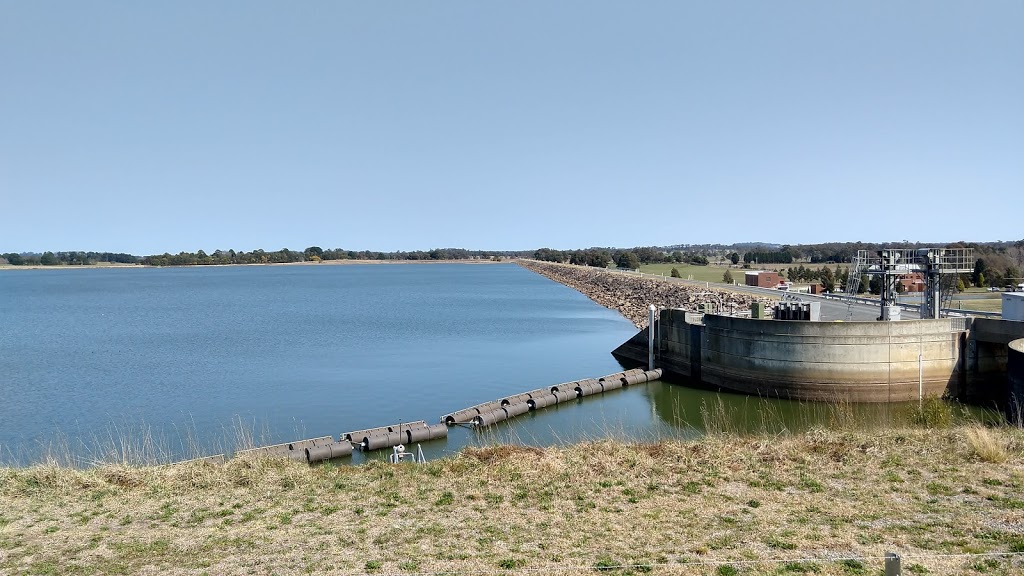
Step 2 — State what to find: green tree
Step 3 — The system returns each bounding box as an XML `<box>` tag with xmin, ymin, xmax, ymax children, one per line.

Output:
<box><xmin>978</xmin><ymin>272</ymin><xmax>986</xmax><ymax>288</ymax></box>
<box><xmin>990</xmin><ymin>270</ymin><xmax>1005</xmax><ymax>290</ymax></box>
<box><xmin>729</xmin><ymin>252</ymin><xmax>740</xmax><ymax>265</ymax></box>
<box><xmin>304</xmin><ymin>246</ymin><xmax>324</xmax><ymax>259</ymax></box>
<box><xmin>723</xmin><ymin>269</ymin><xmax>734</xmax><ymax>284</ymax></box>
<box><xmin>819</xmin><ymin>266</ymin><xmax>836</xmax><ymax>292</ymax></box>
<box><xmin>39</xmin><ymin>251</ymin><xmax>58</xmax><ymax>266</ymax></box>
<box><xmin>858</xmin><ymin>274</ymin><xmax>869</xmax><ymax>294</ymax></box>
<box><xmin>670</xmin><ymin>268</ymin><xmax>681</xmax><ymax>278</ymax></box>
<box><xmin>973</xmin><ymin>258</ymin><xmax>988</xmax><ymax>286</ymax></box>
<box><xmin>2</xmin><ymin>253</ymin><xmax>24</xmax><ymax>265</ymax></box>
<box><xmin>869</xmin><ymin>275</ymin><xmax>882</xmax><ymax>295</ymax></box>
<box><xmin>956</xmin><ymin>277</ymin><xmax>966</xmax><ymax>292</ymax></box>
<box><xmin>616</xmin><ymin>251</ymin><xmax>639</xmax><ymax>270</ymax></box>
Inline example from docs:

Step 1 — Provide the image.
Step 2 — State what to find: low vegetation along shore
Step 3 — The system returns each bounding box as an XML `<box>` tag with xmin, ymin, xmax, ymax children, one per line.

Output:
<box><xmin>519</xmin><ymin>260</ymin><xmax>773</xmax><ymax>328</ymax></box>
<box><xmin>1</xmin><ymin>426</ymin><xmax>1021</xmax><ymax>575</ymax></box>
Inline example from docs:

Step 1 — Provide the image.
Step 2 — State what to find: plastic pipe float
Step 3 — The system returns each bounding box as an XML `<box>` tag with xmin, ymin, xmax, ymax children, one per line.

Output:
<box><xmin>500</xmin><ymin>392</ymin><xmax>534</xmax><ymax>406</ymax></box>
<box><xmin>344</xmin><ymin>426</ymin><xmax>392</xmax><ymax>442</ymax></box>
<box><xmin>427</xmin><ymin>423</ymin><xmax>448</xmax><ymax>439</ymax></box>
<box><xmin>528</xmin><ymin>394</ymin><xmax>557</xmax><ymax>410</ymax></box>
<box><xmin>306</xmin><ymin>441</ymin><xmax>354</xmax><ymax>463</ymax></box>
<box><xmin>575</xmin><ymin>380</ymin><xmax>601</xmax><ymax>397</ymax></box>
<box><xmin>406</xmin><ymin>423</ymin><xmax>449</xmax><ymax>443</ymax></box>
<box><xmin>362</xmin><ymin>430</ymin><xmax>404</xmax><ymax>451</ymax></box>
<box><xmin>553</xmin><ymin>389</ymin><xmax>576</xmax><ymax>404</ymax></box>
<box><xmin>503</xmin><ymin>402</ymin><xmax>530</xmax><ymax>418</ymax></box>
<box><xmin>443</xmin><ymin>402</ymin><xmax>504</xmax><ymax>425</ymax></box>
<box><xmin>288</xmin><ymin>436</ymin><xmax>335</xmax><ymax>451</ymax></box>
<box><xmin>600</xmin><ymin>376</ymin><xmax>623</xmax><ymax>392</ymax></box>
<box><xmin>236</xmin><ymin>435</ymin><xmax>335</xmax><ymax>459</ymax></box>
<box><xmin>344</xmin><ymin>422</ymin><xmax>426</xmax><ymax>443</ymax></box>
<box><xmin>549</xmin><ymin>382</ymin><xmax>578</xmax><ymax>394</ymax></box>
<box><xmin>473</xmin><ymin>408</ymin><xmax>509</xmax><ymax>427</ymax></box>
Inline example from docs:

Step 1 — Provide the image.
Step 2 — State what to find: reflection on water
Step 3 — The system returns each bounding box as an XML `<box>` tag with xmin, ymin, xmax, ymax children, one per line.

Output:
<box><xmin>646</xmin><ymin>377</ymin><xmax>1001</xmax><ymax>436</ymax></box>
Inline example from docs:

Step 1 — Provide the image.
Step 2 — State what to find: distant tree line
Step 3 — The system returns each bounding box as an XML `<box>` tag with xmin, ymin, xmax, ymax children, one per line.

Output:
<box><xmin>743</xmin><ymin>250</ymin><xmax>794</xmax><ymax>264</ymax></box>
<box><xmin>1</xmin><ymin>251</ymin><xmax>140</xmax><ymax>266</ymax></box>
<box><xmin>139</xmin><ymin>247</ymin><xmax>509</xmax><ymax>266</ymax></box>
<box><xmin>532</xmin><ymin>246</ymin><xmax>715</xmax><ymax>269</ymax></box>
<box><xmin>1</xmin><ymin>247</ymin><xmax>515</xmax><ymax>267</ymax></box>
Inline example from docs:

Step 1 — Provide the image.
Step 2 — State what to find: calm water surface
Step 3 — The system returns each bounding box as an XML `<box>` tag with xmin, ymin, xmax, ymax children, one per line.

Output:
<box><xmin>0</xmin><ymin>264</ymin><xmax>956</xmax><ymax>465</ymax></box>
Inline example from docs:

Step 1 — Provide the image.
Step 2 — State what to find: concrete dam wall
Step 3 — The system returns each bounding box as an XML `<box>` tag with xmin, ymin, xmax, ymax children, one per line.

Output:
<box><xmin>614</xmin><ymin>309</ymin><xmax>1024</xmax><ymax>403</ymax></box>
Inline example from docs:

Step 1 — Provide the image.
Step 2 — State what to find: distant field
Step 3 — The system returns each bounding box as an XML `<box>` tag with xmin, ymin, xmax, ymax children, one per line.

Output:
<box><xmin>638</xmin><ymin>263</ymin><xmax>737</xmax><ymax>283</ymax></box>
<box><xmin>949</xmin><ymin>298</ymin><xmax>1003</xmax><ymax>313</ymax></box>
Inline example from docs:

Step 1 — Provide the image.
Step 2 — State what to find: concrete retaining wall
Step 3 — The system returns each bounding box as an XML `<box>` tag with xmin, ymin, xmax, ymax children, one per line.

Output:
<box><xmin>699</xmin><ymin>315</ymin><xmax>962</xmax><ymax>402</ymax></box>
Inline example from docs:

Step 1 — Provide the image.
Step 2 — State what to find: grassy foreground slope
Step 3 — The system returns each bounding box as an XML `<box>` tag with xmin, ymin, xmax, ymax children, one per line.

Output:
<box><xmin>1</xmin><ymin>427</ymin><xmax>1023</xmax><ymax>575</ymax></box>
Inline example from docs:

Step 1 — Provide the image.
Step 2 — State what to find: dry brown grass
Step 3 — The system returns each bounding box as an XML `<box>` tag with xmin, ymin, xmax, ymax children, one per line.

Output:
<box><xmin>2</xmin><ymin>427</ymin><xmax>1023</xmax><ymax>575</ymax></box>
<box><xmin>966</xmin><ymin>425</ymin><xmax>1010</xmax><ymax>463</ymax></box>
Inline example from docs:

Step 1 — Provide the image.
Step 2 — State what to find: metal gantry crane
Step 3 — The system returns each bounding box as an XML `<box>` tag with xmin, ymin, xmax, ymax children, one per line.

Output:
<box><xmin>846</xmin><ymin>248</ymin><xmax>974</xmax><ymax>320</ymax></box>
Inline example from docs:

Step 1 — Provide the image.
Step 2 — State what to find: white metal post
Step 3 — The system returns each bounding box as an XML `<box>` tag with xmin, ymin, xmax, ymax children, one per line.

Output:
<box><xmin>648</xmin><ymin>304</ymin><xmax>656</xmax><ymax>371</ymax></box>
<box><xmin>918</xmin><ymin>353</ymin><xmax>923</xmax><ymax>407</ymax></box>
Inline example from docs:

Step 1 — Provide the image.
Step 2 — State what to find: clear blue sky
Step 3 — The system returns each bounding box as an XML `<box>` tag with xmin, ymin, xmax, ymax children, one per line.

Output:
<box><xmin>2</xmin><ymin>1</ymin><xmax>1021</xmax><ymax>254</ymax></box>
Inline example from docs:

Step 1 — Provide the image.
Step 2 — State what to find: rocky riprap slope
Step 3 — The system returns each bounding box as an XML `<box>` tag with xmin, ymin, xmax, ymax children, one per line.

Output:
<box><xmin>519</xmin><ymin>260</ymin><xmax>773</xmax><ymax>328</ymax></box>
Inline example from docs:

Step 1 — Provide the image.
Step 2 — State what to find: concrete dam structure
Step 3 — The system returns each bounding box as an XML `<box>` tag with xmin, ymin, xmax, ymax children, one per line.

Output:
<box><xmin>613</xmin><ymin>309</ymin><xmax>1024</xmax><ymax>404</ymax></box>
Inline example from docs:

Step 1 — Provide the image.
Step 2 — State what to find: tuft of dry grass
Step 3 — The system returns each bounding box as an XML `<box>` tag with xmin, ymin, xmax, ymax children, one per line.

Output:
<box><xmin>965</xmin><ymin>425</ymin><xmax>1010</xmax><ymax>463</ymax></box>
<box><xmin>462</xmin><ymin>444</ymin><xmax>546</xmax><ymax>464</ymax></box>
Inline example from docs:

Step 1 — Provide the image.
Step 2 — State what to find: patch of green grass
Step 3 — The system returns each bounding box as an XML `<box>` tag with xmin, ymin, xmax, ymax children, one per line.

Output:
<box><xmin>799</xmin><ymin>474</ymin><xmax>824</xmax><ymax>493</ymax></box>
<box><xmin>782</xmin><ymin>561</ymin><xmax>821</xmax><ymax>573</ymax></box>
<box><xmin>837</xmin><ymin>559</ymin><xmax>865</xmax><ymax>574</ymax></box>
<box><xmin>435</xmin><ymin>491</ymin><xmax>454</xmax><ymax>506</ymax></box>
<box><xmin>152</xmin><ymin>502</ymin><xmax>177</xmax><ymax>522</ymax></box>
<box><xmin>926</xmin><ymin>482</ymin><xmax>954</xmax><ymax>496</ymax></box>
<box><xmin>365</xmin><ymin>560</ymin><xmax>382</xmax><ymax>571</ymax></box>
<box><xmin>27</xmin><ymin>561</ymin><xmax>62</xmax><ymax>575</ymax></box>
<box><xmin>765</xmin><ymin>535</ymin><xmax>797</xmax><ymax>550</ymax></box>
<box><xmin>639</xmin><ymin>263</ymin><xmax>739</xmax><ymax>284</ymax></box>
<box><xmin>112</xmin><ymin>538</ymin><xmax>171</xmax><ymax>559</ymax></box>
<box><xmin>986</xmin><ymin>495</ymin><xmax>1024</xmax><ymax>509</ymax></box>
<box><xmin>498</xmin><ymin>558</ymin><xmax>525</xmax><ymax>569</ymax></box>
<box><xmin>716</xmin><ymin>565</ymin><xmax>739</xmax><ymax>576</ymax></box>
<box><xmin>968</xmin><ymin>558</ymin><xmax>1000</xmax><ymax>572</ymax></box>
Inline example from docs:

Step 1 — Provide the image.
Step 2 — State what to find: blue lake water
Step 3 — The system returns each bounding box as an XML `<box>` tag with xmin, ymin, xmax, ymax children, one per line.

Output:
<box><xmin>0</xmin><ymin>263</ymin><xmax>940</xmax><ymax>465</ymax></box>
<box><xmin>1</xmin><ymin>264</ymin><xmax>656</xmax><ymax>462</ymax></box>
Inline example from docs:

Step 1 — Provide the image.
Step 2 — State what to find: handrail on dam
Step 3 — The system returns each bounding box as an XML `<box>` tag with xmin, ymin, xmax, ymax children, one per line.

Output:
<box><xmin>174</xmin><ymin>368</ymin><xmax>665</xmax><ymax>468</ymax></box>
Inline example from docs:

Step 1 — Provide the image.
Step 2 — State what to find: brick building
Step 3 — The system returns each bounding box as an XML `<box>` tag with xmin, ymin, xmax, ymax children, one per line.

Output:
<box><xmin>745</xmin><ymin>271</ymin><xmax>783</xmax><ymax>288</ymax></box>
<box><xmin>899</xmin><ymin>273</ymin><xmax>926</xmax><ymax>293</ymax></box>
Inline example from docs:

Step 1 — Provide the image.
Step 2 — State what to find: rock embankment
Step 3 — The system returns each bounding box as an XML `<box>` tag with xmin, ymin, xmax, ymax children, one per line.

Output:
<box><xmin>519</xmin><ymin>260</ymin><xmax>773</xmax><ymax>328</ymax></box>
